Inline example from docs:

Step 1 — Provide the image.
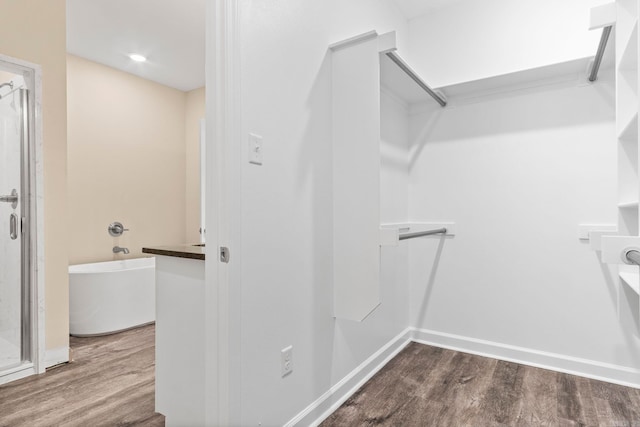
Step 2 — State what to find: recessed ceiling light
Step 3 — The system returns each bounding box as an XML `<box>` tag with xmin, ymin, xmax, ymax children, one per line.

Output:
<box><xmin>129</xmin><ymin>54</ymin><xmax>146</xmax><ymax>62</ymax></box>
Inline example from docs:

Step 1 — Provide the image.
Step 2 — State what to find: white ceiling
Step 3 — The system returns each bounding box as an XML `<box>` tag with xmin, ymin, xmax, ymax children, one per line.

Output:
<box><xmin>66</xmin><ymin>0</ymin><xmax>206</xmax><ymax>92</ymax></box>
<box><xmin>392</xmin><ymin>0</ymin><xmax>467</xmax><ymax>20</ymax></box>
<box><xmin>65</xmin><ymin>0</ymin><xmax>462</xmax><ymax>92</ymax></box>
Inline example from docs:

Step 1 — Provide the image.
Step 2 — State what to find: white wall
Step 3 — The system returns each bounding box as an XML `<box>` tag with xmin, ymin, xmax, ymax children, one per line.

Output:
<box><xmin>406</xmin><ymin>0</ymin><xmax>607</xmax><ymax>88</ymax></box>
<box><xmin>381</xmin><ymin>89</ymin><xmax>410</xmax><ymax>226</ymax></box>
<box><xmin>237</xmin><ymin>1</ymin><xmax>409</xmax><ymax>424</ymax></box>
<box><xmin>222</xmin><ymin>0</ymin><xmax>634</xmax><ymax>423</ymax></box>
<box><xmin>407</xmin><ymin>70</ymin><xmax>640</xmax><ymax>377</ymax></box>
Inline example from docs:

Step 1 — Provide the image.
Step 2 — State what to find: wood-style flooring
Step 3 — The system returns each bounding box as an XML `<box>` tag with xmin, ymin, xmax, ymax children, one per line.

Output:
<box><xmin>3</xmin><ymin>330</ymin><xmax>640</xmax><ymax>426</ymax></box>
<box><xmin>0</xmin><ymin>324</ymin><xmax>163</xmax><ymax>427</ymax></box>
<box><xmin>322</xmin><ymin>342</ymin><xmax>640</xmax><ymax>427</ymax></box>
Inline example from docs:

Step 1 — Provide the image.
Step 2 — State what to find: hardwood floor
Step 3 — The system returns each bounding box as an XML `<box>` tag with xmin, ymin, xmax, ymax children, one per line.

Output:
<box><xmin>3</xmin><ymin>331</ymin><xmax>640</xmax><ymax>426</ymax></box>
<box><xmin>322</xmin><ymin>342</ymin><xmax>640</xmax><ymax>426</ymax></box>
<box><xmin>0</xmin><ymin>324</ymin><xmax>163</xmax><ymax>427</ymax></box>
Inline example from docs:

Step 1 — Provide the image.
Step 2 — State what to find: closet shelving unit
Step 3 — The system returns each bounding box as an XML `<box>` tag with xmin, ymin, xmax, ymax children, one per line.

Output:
<box><xmin>331</xmin><ymin>9</ymin><xmax>640</xmax><ymax>320</ymax></box>
<box><xmin>616</xmin><ymin>0</ymin><xmax>640</xmax><ymax>294</ymax></box>
<box><xmin>378</xmin><ymin>35</ymin><xmax>457</xmax><ymax>246</ymax></box>
<box><xmin>329</xmin><ymin>30</ymin><xmax>455</xmax><ymax>322</ymax></box>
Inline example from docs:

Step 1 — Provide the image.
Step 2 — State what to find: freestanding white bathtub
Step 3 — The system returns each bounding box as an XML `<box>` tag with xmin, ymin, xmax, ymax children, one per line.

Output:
<box><xmin>69</xmin><ymin>257</ymin><xmax>156</xmax><ymax>337</ymax></box>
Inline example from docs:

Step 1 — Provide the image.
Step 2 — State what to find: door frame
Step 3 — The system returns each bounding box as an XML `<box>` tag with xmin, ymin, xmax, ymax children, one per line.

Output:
<box><xmin>205</xmin><ymin>0</ymin><xmax>242</xmax><ymax>424</ymax></box>
<box><xmin>0</xmin><ymin>53</ymin><xmax>45</xmax><ymax>384</ymax></box>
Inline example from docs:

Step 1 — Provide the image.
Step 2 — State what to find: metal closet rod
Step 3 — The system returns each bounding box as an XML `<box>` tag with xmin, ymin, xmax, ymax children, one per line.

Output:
<box><xmin>385</xmin><ymin>51</ymin><xmax>447</xmax><ymax>107</ymax></box>
<box><xmin>399</xmin><ymin>227</ymin><xmax>447</xmax><ymax>241</ymax></box>
<box><xmin>588</xmin><ymin>25</ymin><xmax>612</xmax><ymax>82</ymax></box>
<box><xmin>626</xmin><ymin>249</ymin><xmax>640</xmax><ymax>266</ymax></box>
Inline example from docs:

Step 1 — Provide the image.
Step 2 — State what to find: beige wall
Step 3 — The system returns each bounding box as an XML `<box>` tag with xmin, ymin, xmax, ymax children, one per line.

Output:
<box><xmin>185</xmin><ymin>87</ymin><xmax>205</xmax><ymax>243</ymax></box>
<box><xmin>67</xmin><ymin>54</ymin><xmax>194</xmax><ymax>264</ymax></box>
<box><xmin>0</xmin><ymin>0</ymin><xmax>69</xmax><ymax>351</ymax></box>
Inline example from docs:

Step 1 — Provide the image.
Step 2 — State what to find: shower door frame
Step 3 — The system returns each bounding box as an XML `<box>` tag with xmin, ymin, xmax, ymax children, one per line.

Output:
<box><xmin>0</xmin><ymin>54</ymin><xmax>44</xmax><ymax>384</ymax></box>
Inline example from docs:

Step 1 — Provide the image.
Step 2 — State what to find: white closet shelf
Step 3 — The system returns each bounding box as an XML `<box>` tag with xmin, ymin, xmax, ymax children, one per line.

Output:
<box><xmin>618</xmin><ymin>111</ymin><xmax>638</xmax><ymax>140</ymax></box>
<box><xmin>415</xmin><ymin>57</ymin><xmax>613</xmax><ymax>107</ymax></box>
<box><xmin>618</xmin><ymin>20</ymin><xmax>638</xmax><ymax>70</ymax></box>
<box><xmin>380</xmin><ymin>37</ymin><xmax>614</xmax><ymax>107</ymax></box>
<box><xmin>618</xmin><ymin>200</ymin><xmax>639</xmax><ymax>209</ymax></box>
<box><xmin>620</xmin><ymin>271</ymin><xmax>640</xmax><ymax>295</ymax></box>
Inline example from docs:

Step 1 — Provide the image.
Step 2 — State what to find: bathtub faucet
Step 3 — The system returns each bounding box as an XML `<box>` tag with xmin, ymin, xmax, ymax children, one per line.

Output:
<box><xmin>113</xmin><ymin>246</ymin><xmax>130</xmax><ymax>255</ymax></box>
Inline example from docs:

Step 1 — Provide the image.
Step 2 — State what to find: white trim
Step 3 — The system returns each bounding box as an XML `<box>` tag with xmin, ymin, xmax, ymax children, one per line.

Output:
<box><xmin>0</xmin><ymin>363</ymin><xmax>37</xmax><ymax>385</ymax></box>
<box><xmin>205</xmin><ymin>0</ymin><xmax>241</xmax><ymax>425</ymax></box>
<box><xmin>44</xmin><ymin>346</ymin><xmax>69</xmax><ymax>368</ymax></box>
<box><xmin>411</xmin><ymin>328</ymin><xmax>640</xmax><ymax>389</ymax></box>
<box><xmin>288</xmin><ymin>326</ymin><xmax>640</xmax><ymax>426</ymax></box>
<box><xmin>204</xmin><ymin>0</ymin><xmax>220</xmax><ymax>423</ymax></box>
<box><xmin>285</xmin><ymin>328</ymin><xmax>412</xmax><ymax>427</ymax></box>
<box><xmin>225</xmin><ymin>0</ymin><xmax>244</xmax><ymax>421</ymax></box>
<box><xmin>33</xmin><ymin>60</ymin><xmax>46</xmax><ymax>376</ymax></box>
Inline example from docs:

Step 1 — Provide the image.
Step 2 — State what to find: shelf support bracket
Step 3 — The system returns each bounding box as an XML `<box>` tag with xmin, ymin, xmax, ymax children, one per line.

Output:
<box><xmin>384</xmin><ymin>51</ymin><xmax>447</xmax><ymax>107</ymax></box>
<box><xmin>587</xmin><ymin>2</ymin><xmax>615</xmax><ymax>82</ymax></box>
<box><xmin>588</xmin><ymin>25</ymin><xmax>612</xmax><ymax>82</ymax></box>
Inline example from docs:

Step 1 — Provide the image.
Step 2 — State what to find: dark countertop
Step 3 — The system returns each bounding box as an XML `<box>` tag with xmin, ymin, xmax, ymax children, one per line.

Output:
<box><xmin>142</xmin><ymin>244</ymin><xmax>205</xmax><ymax>261</ymax></box>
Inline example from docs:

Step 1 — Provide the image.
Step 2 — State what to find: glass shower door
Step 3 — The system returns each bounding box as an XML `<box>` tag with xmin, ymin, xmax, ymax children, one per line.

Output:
<box><xmin>0</xmin><ymin>77</ymin><xmax>29</xmax><ymax>372</ymax></box>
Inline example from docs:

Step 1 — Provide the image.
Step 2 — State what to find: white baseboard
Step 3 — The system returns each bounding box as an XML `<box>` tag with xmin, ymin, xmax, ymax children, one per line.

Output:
<box><xmin>287</xmin><ymin>326</ymin><xmax>640</xmax><ymax>426</ymax></box>
<box><xmin>411</xmin><ymin>328</ymin><xmax>640</xmax><ymax>389</ymax></box>
<box><xmin>285</xmin><ymin>328</ymin><xmax>413</xmax><ymax>427</ymax></box>
<box><xmin>44</xmin><ymin>346</ymin><xmax>69</xmax><ymax>369</ymax></box>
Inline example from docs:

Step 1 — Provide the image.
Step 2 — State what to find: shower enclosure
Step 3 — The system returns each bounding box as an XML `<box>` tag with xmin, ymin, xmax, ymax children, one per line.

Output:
<box><xmin>0</xmin><ymin>56</ymin><xmax>41</xmax><ymax>384</ymax></box>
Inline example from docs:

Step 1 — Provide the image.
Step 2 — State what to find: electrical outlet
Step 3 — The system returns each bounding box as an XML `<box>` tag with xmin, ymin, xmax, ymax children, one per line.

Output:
<box><xmin>249</xmin><ymin>133</ymin><xmax>263</xmax><ymax>165</ymax></box>
<box><xmin>281</xmin><ymin>345</ymin><xmax>293</xmax><ymax>377</ymax></box>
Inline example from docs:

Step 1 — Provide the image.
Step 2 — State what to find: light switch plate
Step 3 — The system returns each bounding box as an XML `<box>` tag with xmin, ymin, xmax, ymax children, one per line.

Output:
<box><xmin>249</xmin><ymin>133</ymin><xmax>263</xmax><ymax>165</ymax></box>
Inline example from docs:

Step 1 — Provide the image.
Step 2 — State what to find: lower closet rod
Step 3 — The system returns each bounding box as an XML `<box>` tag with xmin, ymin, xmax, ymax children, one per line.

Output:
<box><xmin>399</xmin><ymin>228</ymin><xmax>447</xmax><ymax>241</ymax></box>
